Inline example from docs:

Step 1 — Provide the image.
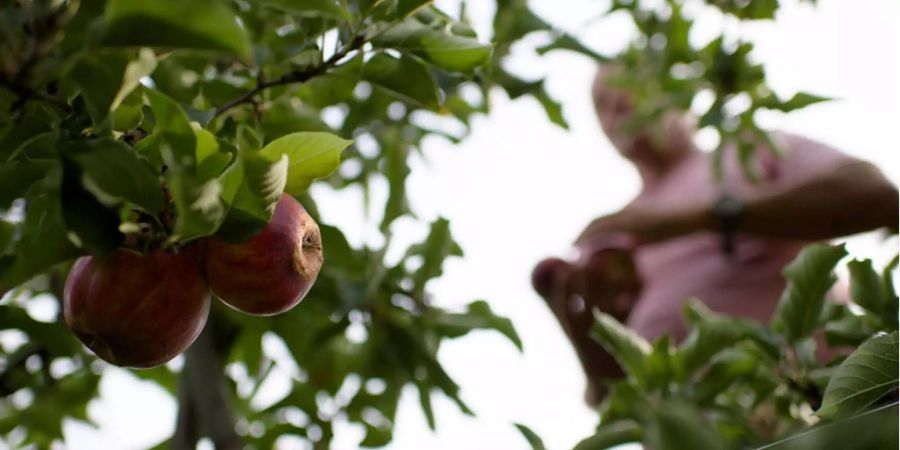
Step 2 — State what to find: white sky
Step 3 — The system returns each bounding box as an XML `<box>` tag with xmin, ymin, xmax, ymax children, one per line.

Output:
<box><xmin>21</xmin><ymin>0</ymin><xmax>900</xmax><ymax>449</ymax></box>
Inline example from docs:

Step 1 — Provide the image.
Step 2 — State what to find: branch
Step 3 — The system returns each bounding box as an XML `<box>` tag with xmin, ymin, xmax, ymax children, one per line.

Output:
<box><xmin>213</xmin><ymin>34</ymin><xmax>367</xmax><ymax>119</ymax></box>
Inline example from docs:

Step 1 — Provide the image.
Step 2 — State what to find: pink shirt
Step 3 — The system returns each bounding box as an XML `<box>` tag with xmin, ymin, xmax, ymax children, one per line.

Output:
<box><xmin>625</xmin><ymin>133</ymin><xmax>854</xmax><ymax>341</ymax></box>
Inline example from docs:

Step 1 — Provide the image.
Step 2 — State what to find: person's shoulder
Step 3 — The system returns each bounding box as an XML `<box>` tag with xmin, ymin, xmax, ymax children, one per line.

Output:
<box><xmin>766</xmin><ymin>130</ymin><xmax>861</xmax><ymax>176</ymax></box>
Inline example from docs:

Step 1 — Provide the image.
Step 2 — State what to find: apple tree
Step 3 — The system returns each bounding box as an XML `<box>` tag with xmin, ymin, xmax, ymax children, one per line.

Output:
<box><xmin>0</xmin><ymin>0</ymin><xmax>563</xmax><ymax>448</ymax></box>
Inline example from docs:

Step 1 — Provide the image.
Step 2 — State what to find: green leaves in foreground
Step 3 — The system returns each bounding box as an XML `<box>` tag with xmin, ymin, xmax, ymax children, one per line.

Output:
<box><xmin>103</xmin><ymin>0</ymin><xmax>252</xmax><ymax>58</ymax></box>
<box><xmin>259</xmin><ymin>132</ymin><xmax>351</xmax><ymax>197</ymax></box>
<box><xmin>771</xmin><ymin>244</ymin><xmax>848</xmax><ymax>343</ymax></box>
<box><xmin>818</xmin><ymin>331</ymin><xmax>899</xmax><ymax>419</ymax></box>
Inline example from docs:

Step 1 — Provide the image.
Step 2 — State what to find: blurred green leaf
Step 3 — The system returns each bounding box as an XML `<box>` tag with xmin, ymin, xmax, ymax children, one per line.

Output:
<box><xmin>60</xmin><ymin>157</ymin><xmax>123</xmax><ymax>256</ymax></box>
<box><xmin>103</xmin><ymin>0</ymin><xmax>252</xmax><ymax>58</ymax></box>
<box><xmin>408</xmin><ymin>218</ymin><xmax>462</xmax><ymax>295</ymax></box>
<box><xmin>590</xmin><ymin>311</ymin><xmax>651</xmax><ymax>378</ymax></box>
<box><xmin>363</xmin><ymin>53</ymin><xmax>440</xmax><ymax>109</ymax></box>
<box><xmin>573</xmin><ymin>420</ymin><xmax>642</xmax><ymax>450</ymax></box>
<box><xmin>68</xmin><ymin>52</ymin><xmax>130</xmax><ymax>124</ymax></box>
<box><xmin>818</xmin><ymin>331</ymin><xmax>899</xmax><ymax>419</ymax></box>
<box><xmin>644</xmin><ymin>401</ymin><xmax>728</xmax><ymax>450</ymax></box>
<box><xmin>66</xmin><ymin>138</ymin><xmax>165</xmax><ymax>214</ymax></box>
<box><xmin>251</xmin><ymin>0</ymin><xmax>350</xmax><ymax>20</ymax></box>
<box><xmin>771</xmin><ymin>244</ymin><xmax>847</xmax><ymax>342</ymax></box>
<box><xmin>849</xmin><ymin>258</ymin><xmax>898</xmax><ymax>328</ymax></box>
<box><xmin>514</xmin><ymin>423</ymin><xmax>547</xmax><ymax>450</ymax></box>
<box><xmin>432</xmin><ymin>300</ymin><xmax>523</xmax><ymax>351</ymax></box>
<box><xmin>0</xmin><ymin>161</ymin><xmax>53</xmax><ymax>210</ymax></box>
<box><xmin>259</xmin><ymin>132</ymin><xmax>351</xmax><ymax>196</ymax></box>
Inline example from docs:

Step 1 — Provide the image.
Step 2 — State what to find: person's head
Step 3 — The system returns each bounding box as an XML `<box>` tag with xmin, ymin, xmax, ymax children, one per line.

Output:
<box><xmin>591</xmin><ymin>64</ymin><xmax>697</xmax><ymax>171</ymax></box>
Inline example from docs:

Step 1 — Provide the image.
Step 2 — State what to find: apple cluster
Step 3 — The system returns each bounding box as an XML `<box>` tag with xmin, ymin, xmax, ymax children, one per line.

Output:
<box><xmin>531</xmin><ymin>235</ymin><xmax>641</xmax><ymax>321</ymax></box>
<box><xmin>62</xmin><ymin>194</ymin><xmax>323</xmax><ymax>368</ymax></box>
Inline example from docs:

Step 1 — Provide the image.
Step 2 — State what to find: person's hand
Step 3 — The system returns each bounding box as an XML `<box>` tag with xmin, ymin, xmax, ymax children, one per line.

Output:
<box><xmin>575</xmin><ymin>203</ymin><xmax>713</xmax><ymax>246</ymax></box>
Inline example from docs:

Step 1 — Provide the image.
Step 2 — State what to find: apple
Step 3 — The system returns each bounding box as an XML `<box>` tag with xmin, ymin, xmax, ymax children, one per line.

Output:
<box><xmin>571</xmin><ymin>234</ymin><xmax>641</xmax><ymax>320</ymax></box>
<box><xmin>64</xmin><ymin>249</ymin><xmax>211</xmax><ymax>368</ymax></box>
<box><xmin>204</xmin><ymin>194</ymin><xmax>323</xmax><ymax>315</ymax></box>
<box><xmin>531</xmin><ymin>257</ymin><xmax>572</xmax><ymax>299</ymax></box>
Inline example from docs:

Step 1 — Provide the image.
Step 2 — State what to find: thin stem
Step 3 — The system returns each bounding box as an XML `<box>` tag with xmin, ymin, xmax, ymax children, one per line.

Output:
<box><xmin>212</xmin><ymin>33</ymin><xmax>367</xmax><ymax>119</ymax></box>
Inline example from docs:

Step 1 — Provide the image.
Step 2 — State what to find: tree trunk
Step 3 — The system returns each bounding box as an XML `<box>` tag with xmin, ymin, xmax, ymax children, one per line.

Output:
<box><xmin>171</xmin><ymin>320</ymin><xmax>242</xmax><ymax>450</ymax></box>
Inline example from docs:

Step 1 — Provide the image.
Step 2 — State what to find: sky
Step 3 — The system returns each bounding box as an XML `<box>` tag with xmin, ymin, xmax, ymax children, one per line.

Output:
<box><xmin>8</xmin><ymin>0</ymin><xmax>898</xmax><ymax>449</ymax></box>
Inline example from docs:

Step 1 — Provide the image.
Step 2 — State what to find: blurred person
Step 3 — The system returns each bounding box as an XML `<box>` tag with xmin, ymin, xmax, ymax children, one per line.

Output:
<box><xmin>536</xmin><ymin>65</ymin><xmax>899</xmax><ymax>406</ymax></box>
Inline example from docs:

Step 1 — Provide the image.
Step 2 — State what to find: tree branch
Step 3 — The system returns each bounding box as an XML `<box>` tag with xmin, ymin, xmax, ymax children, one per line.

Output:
<box><xmin>212</xmin><ymin>33</ymin><xmax>367</xmax><ymax>119</ymax></box>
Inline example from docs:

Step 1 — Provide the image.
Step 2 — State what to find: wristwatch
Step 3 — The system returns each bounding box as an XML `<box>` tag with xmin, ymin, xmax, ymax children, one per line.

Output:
<box><xmin>713</xmin><ymin>193</ymin><xmax>743</xmax><ymax>257</ymax></box>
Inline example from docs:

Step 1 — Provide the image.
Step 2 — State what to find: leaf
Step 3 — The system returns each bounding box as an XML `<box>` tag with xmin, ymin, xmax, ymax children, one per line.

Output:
<box><xmin>111</xmin><ymin>48</ymin><xmax>157</xmax><ymax>112</ymax></box>
<box><xmin>60</xmin><ymin>158</ymin><xmax>124</xmax><ymax>256</ymax></box>
<box><xmin>771</xmin><ymin>244</ymin><xmax>847</xmax><ymax>343</ymax></box>
<box><xmin>514</xmin><ymin>423</ymin><xmax>547</xmax><ymax>450</ymax></box>
<box><xmin>216</xmin><ymin>150</ymin><xmax>288</xmax><ymax>243</ymax></box>
<box><xmin>112</xmin><ymin>87</ymin><xmax>145</xmax><ymax>132</ymax></box>
<box><xmin>573</xmin><ymin>420</ymin><xmax>642</xmax><ymax>450</ymax></box>
<box><xmin>103</xmin><ymin>0</ymin><xmax>251</xmax><ymax>58</ymax></box>
<box><xmin>0</xmin><ymin>305</ymin><xmax>81</xmax><ymax>357</ymax></box>
<box><xmin>675</xmin><ymin>299</ymin><xmax>781</xmax><ymax>379</ymax></box>
<box><xmin>644</xmin><ymin>401</ymin><xmax>728</xmax><ymax>450</ymax></box>
<box><xmin>167</xmin><ymin>173</ymin><xmax>225</xmax><ymax>242</ymax></box>
<box><xmin>145</xmin><ymin>89</ymin><xmax>197</xmax><ymax>172</ymax></box>
<box><xmin>848</xmin><ymin>258</ymin><xmax>895</xmax><ymax>322</ymax></box>
<box><xmin>414</xmin><ymin>378</ymin><xmax>436</xmax><ymax>430</ymax></box>
<box><xmin>408</xmin><ymin>218</ymin><xmax>462</xmax><ymax>294</ymax></box>
<box><xmin>251</xmin><ymin>0</ymin><xmax>350</xmax><ymax>19</ymax></box>
<box><xmin>0</xmin><ymin>161</ymin><xmax>53</xmax><ymax>210</ymax></box>
<box><xmin>590</xmin><ymin>310</ymin><xmax>651</xmax><ymax>378</ymax></box>
<box><xmin>760</xmin><ymin>92</ymin><xmax>830</xmax><ymax>112</ymax></box>
<box><xmin>65</xmin><ymin>138</ymin><xmax>165</xmax><ymax>214</ymax></box>
<box><xmin>0</xmin><ymin>221</ymin><xmax>13</xmax><ymax>254</ymax></box>
<box><xmin>0</xmin><ymin>178</ymin><xmax>81</xmax><ymax>292</ymax></box>
<box><xmin>259</xmin><ymin>132</ymin><xmax>351</xmax><ymax>196</ymax></box>
<box><xmin>68</xmin><ymin>52</ymin><xmax>130</xmax><ymax>124</ymax></box>
<box><xmin>494</xmin><ymin>69</ymin><xmax>568</xmax><ymax>128</ymax></box>
<box><xmin>380</xmin><ymin>139</ymin><xmax>411</xmax><ymax>231</ymax></box>
<box><xmin>432</xmin><ymin>300</ymin><xmax>523</xmax><ymax>351</ymax></box>
<box><xmin>536</xmin><ymin>33</ymin><xmax>609</xmax><ymax>62</ymax></box>
<box><xmin>362</xmin><ymin>53</ymin><xmax>440</xmax><ymax>109</ymax></box>
<box><xmin>818</xmin><ymin>331</ymin><xmax>899</xmax><ymax>419</ymax></box>
<box><xmin>374</xmin><ymin>19</ymin><xmax>491</xmax><ymax>72</ymax></box>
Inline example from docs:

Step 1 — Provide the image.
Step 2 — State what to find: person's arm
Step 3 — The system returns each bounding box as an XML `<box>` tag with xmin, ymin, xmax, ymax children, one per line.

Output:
<box><xmin>577</xmin><ymin>142</ymin><xmax>898</xmax><ymax>244</ymax></box>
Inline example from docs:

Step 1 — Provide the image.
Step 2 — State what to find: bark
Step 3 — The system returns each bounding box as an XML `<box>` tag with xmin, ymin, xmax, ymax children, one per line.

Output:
<box><xmin>171</xmin><ymin>321</ymin><xmax>242</xmax><ymax>450</ymax></box>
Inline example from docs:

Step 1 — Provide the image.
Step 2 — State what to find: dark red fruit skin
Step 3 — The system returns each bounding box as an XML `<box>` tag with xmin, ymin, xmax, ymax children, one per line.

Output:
<box><xmin>205</xmin><ymin>194</ymin><xmax>323</xmax><ymax>316</ymax></box>
<box><xmin>63</xmin><ymin>250</ymin><xmax>211</xmax><ymax>369</ymax></box>
<box><xmin>572</xmin><ymin>234</ymin><xmax>642</xmax><ymax>319</ymax></box>
<box><xmin>531</xmin><ymin>257</ymin><xmax>572</xmax><ymax>299</ymax></box>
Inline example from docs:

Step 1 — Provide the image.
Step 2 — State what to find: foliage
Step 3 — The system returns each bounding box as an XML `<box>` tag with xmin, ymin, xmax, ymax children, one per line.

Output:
<box><xmin>563</xmin><ymin>245</ymin><xmax>899</xmax><ymax>449</ymax></box>
<box><xmin>0</xmin><ymin>0</ymin><xmax>553</xmax><ymax>447</ymax></box>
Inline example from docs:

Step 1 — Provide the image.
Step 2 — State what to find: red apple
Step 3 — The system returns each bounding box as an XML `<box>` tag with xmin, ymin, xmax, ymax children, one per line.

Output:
<box><xmin>531</xmin><ymin>257</ymin><xmax>572</xmax><ymax>299</ymax></box>
<box><xmin>204</xmin><ymin>194</ymin><xmax>323</xmax><ymax>315</ymax></box>
<box><xmin>64</xmin><ymin>249</ymin><xmax>211</xmax><ymax>368</ymax></box>
<box><xmin>572</xmin><ymin>234</ymin><xmax>641</xmax><ymax>319</ymax></box>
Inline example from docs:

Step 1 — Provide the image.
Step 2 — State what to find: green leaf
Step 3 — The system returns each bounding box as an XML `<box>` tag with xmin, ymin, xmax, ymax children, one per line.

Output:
<box><xmin>66</xmin><ymin>138</ymin><xmax>165</xmax><ymax>214</ymax></box>
<box><xmin>68</xmin><ymin>52</ymin><xmax>130</xmax><ymax>124</ymax></box>
<box><xmin>590</xmin><ymin>311</ymin><xmax>651</xmax><ymax>378</ymax></box>
<box><xmin>363</xmin><ymin>53</ymin><xmax>440</xmax><ymax>109</ymax></box>
<box><xmin>374</xmin><ymin>19</ymin><xmax>491</xmax><ymax>72</ymax></box>
<box><xmin>848</xmin><ymin>258</ymin><xmax>896</xmax><ymax>324</ymax></box>
<box><xmin>644</xmin><ymin>401</ymin><xmax>728</xmax><ymax>450</ymax></box>
<box><xmin>112</xmin><ymin>87</ymin><xmax>145</xmax><ymax>132</ymax></box>
<box><xmin>494</xmin><ymin>70</ymin><xmax>568</xmax><ymax>128</ymax></box>
<box><xmin>216</xmin><ymin>149</ymin><xmax>288</xmax><ymax>243</ymax></box>
<box><xmin>414</xmin><ymin>378</ymin><xmax>436</xmax><ymax>430</ymax></box>
<box><xmin>259</xmin><ymin>132</ymin><xmax>351</xmax><ymax>196</ymax></box>
<box><xmin>432</xmin><ymin>300</ymin><xmax>523</xmax><ymax>351</ymax></box>
<box><xmin>760</xmin><ymin>92</ymin><xmax>830</xmax><ymax>112</ymax></box>
<box><xmin>103</xmin><ymin>0</ymin><xmax>251</xmax><ymax>58</ymax></box>
<box><xmin>111</xmin><ymin>48</ymin><xmax>157</xmax><ymax>112</ymax></box>
<box><xmin>380</xmin><ymin>140</ymin><xmax>411</xmax><ymax>231</ymax></box>
<box><xmin>396</xmin><ymin>0</ymin><xmax>432</xmax><ymax>18</ymax></box>
<box><xmin>251</xmin><ymin>0</ymin><xmax>350</xmax><ymax>20</ymax></box>
<box><xmin>0</xmin><ymin>221</ymin><xmax>13</xmax><ymax>254</ymax></box>
<box><xmin>0</xmin><ymin>183</ymin><xmax>81</xmax><ymax>293</ymax></box>
<box><xmin>408</xmin><ymin>218</ymin><xmax>462</xmax><ymax>294</ymax></box>
<box><xmin>145</xmin><ymin>88</ymin><xmax>197</xmax><ymax>172</ymax></box>
<box><xmin>818</xmin><ymin>331</ymin><xmax>899</xmax><ymax>419</ymax></box>
<box><xmin>0</xmin><ymin>305</ymin><xmax>81</xmax><ymax>357</ymax></box>
<box><xmin>675</xmin><ymin>299</ymin><xmax>780</xmax><ymax>379</ymax></box>
<box><xmin>764</xmin><ymin>403</ymin><xmax>898</xmax><ymax>450</ymax></box>
<box><xmin>514</xmin><ymin>423</ymin><xmax>547</xmax><ymax>450</ymax></box>
<box><xmin>167</xmin><ymin>173</ymin><xmax>225</xmax><ymax>242</ymax></box>
<box><xmin>60</xmin><ymin>158</ymin><xmax>124</xmax><ymax>256</ymax></box>
<box><xmin>771</xmin><ymin>244</ymin><xmax>848</xmax><ymax>343</ymax></box>
<box><xmin>536</xmin><ymin>33</ymin><xmax>609</xmax><ymax>61</ymax></box>
<box><xmin>573</xmin><ymin>420</ymin><xmax>642</xmax><ymax>450</ymax></box>
<box><xmin>0</xmin><ymin>161</ymin><xmax>53</xmax><ymax>210</ymax></box>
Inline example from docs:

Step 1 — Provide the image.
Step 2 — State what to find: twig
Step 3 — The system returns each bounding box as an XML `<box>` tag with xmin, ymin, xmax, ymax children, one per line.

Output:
<box><xmin>212</xmin><ymin>34</ymin><xmax>367</xmax><ymax>119</ymax></box>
